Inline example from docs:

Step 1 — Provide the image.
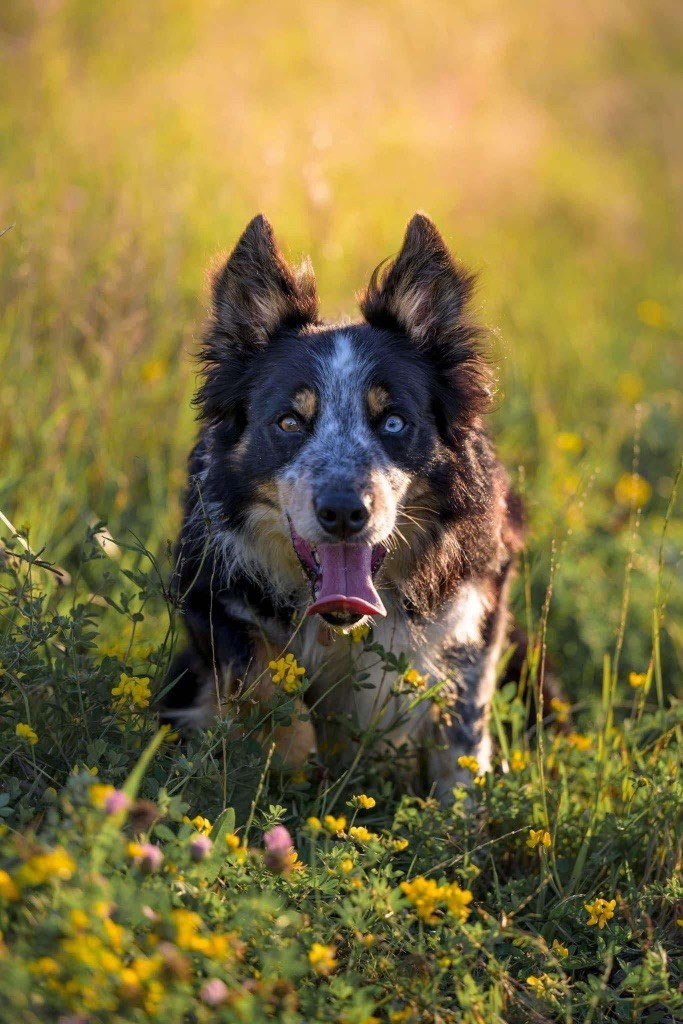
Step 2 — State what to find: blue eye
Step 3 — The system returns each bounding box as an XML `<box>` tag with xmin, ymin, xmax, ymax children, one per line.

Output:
<box><xmin>382</xmin><ymin>414</ymin><xmax>406</xmax><ymax>434</ymax></box>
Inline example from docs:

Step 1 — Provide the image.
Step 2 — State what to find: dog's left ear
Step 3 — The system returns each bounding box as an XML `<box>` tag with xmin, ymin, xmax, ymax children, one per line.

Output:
<box><xmin>359</xmin><ymin>213</ymin><xmax>492</xmax><ymax>428</ymax></box>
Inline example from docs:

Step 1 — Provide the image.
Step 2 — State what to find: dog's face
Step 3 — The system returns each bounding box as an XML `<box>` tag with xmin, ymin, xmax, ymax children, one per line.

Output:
<box><xmin>244</xmin><ymin>325</ymin><xmax>436</xmax><ymax>626</ymax></box>
<box><xmin>197</xmin><ymin>214</ymin><xmax>493</xmax><ymax>628</ymax></box>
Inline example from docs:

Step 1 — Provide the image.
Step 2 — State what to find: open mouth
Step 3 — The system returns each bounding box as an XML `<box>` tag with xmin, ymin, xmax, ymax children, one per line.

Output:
<box><xmin>288</xmin><ymin>521</ymin><xmax>387</xmax><ymax>626</ymax></box>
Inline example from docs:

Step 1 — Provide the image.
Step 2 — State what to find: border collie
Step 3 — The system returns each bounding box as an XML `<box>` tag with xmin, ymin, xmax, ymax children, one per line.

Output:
<box><xmin>160</xmin><ymin>212</ymin><xmax>526</xmax><ymax>802</ymax></box>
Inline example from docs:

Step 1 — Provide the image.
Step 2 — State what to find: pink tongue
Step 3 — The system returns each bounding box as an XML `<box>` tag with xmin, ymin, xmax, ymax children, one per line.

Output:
<box><xmin>307</xmin><ymin>544</ymin><xmax>386</xmax><ymax>619</ymax></box>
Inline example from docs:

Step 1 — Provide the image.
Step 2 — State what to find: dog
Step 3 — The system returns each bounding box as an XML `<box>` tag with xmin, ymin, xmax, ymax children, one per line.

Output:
<box><xmin>160</xmin><ymin>212</ymin><xmax>527</xmax><ymax>802</ymax></box>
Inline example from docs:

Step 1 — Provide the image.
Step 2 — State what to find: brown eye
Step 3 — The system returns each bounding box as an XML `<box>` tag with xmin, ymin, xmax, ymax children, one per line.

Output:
<box><xmin>278</xmin><ymin>413</ymin><xmax>302</xmax><ymax>433</ymax></box>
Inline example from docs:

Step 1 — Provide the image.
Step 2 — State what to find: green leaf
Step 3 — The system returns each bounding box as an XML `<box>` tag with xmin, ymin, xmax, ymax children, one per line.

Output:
<box><xmin>210</xmin><ymin>806</ymin><xmax>236</xmax><ymax>845</ymax></box>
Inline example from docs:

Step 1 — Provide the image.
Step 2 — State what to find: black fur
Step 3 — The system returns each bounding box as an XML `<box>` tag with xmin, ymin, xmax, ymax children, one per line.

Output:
<box><xmin>160</xmin><ymin>213</ymin><xmax>542</xmax><ymax>799</ymax></box>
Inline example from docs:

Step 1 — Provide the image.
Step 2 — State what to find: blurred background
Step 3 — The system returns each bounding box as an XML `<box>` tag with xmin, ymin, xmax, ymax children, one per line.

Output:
<box><xmin>0</xmin><ymin>0</ymin><xmax>681</xmax><ymax>702</ymax></box>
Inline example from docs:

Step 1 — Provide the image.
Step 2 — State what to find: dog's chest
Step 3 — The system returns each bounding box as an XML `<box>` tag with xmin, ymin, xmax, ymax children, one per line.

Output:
<box><xmin>292</xmin><ymin>582</ymin><xmax>491</xmax><ymax>741</ymax></box>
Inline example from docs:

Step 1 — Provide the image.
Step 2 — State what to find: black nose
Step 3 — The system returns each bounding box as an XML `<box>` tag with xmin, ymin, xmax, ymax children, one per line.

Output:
<box><xmin>315</xmin><ymin>491</ymin><xmax>369</xmax><ymax>538</ymax></box>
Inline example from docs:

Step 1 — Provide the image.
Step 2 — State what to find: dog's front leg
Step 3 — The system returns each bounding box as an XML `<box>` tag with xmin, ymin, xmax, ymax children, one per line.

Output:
<box><xmin>424</xmin><ymin>654</ymin><xmax>497</xmax><ymax>805</ymax></box>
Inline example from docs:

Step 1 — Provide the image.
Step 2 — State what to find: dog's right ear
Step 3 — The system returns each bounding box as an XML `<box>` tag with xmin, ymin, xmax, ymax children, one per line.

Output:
<box><xmin>210</xmin><ymin>214</ymin><xmax>318</xmax><ymax>352</ymax></box>
<box><xmin>198</xmin><ymin>216</ymin><xmax>318</xmax><ymax>424</ymax></box>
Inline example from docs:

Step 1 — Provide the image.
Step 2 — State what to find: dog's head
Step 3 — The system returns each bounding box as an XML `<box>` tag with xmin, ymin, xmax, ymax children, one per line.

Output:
<box><xmin>196</xmin><ymin>213</ymin><xmax>493</xmax><ymax>628</ymax></box>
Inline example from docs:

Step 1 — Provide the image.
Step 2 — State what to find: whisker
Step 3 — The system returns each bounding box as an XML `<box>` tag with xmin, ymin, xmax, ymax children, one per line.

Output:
<box><xmin>397</xmin><ymin>512</ymin><xmax>429</xmax><ymax>536</ymax></box>
<box><xmin>392</xmin><ymin>526</ymin><xmax>412</xmax><ymax>551</ymax></box>
<box><xmin>401</xmin><ymin>506</ymin><xmax>435</xmax><ymax>519</ymax></box>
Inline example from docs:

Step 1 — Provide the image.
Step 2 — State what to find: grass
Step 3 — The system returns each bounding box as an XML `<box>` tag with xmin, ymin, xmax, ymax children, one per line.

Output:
<box><xmin>0</xmin><ymin>2</ymin><xmax>681</xmax><ymax>1021</ymax></box>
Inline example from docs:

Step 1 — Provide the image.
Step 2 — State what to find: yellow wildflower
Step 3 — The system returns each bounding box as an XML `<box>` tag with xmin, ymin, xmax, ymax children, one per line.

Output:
<box><xmin>142</xmin><ymin>358</ymin><xmax>168</xmax><ymax>385</ymax></box>
<box><xmin>550</xmin><ymin>697</ymin><xmax>570</xmax><ymax>724</ymax></box>
<box><xmin>392</xmin><ymin>838</ymin><xmax>409</xmax><ymax>852</ymax></box>
<box><xmin>350</xmin><ymin>623</ymin><xmax>370</xmax><ymax>643</ymax></box>
<box><xmin>400</xmin><ymin>877</ymin><xmax>472</xmax><ymax>925</ymax></box>
<box><xmin>286</xmin><ymin>850</ymin><xmax>304</xmax><ymax>872</ymax></box>
<box><xmin>15</xmin><ymin>722</ymin><xmax>38</xmax><ymax>745</ymax></box>
<box><xmin>567</xmin><ymin>732</ymin><xmax>592</xmax><ymax>751</ymax></box>
<box><xmin>403</xmin><ymin>668</ymin><xmax>429</xmax><ymax>689</ymax></box>
<box><xmin>89</xmin><ymin>783</ymin><xmax>116</xmax><ymax>809</ymax></box>
<box><xmin>400</xmin><ymin>877</ymin><xmax>442</xmax><ymax>924</ymax></box>
<box><xmin>352</xmin><ymin>794</ymin><xmax>376</xmax><ymax>809</ymax></box>
<box><xmin>104</xmin><ymin>917</ymin><xmax>125</xmax><ymax>951</ymax></box>
<box><xmin>510</xmin><ymin>749</ymin><xmax>529</xmax><ymax>772</ymax></box>
<box><xmin>614</xmin><ymin>473</ymin><xmax>651</xmax><ymax>508</ymax></box>
<box><xmin>636</xmin><ymin>299</ymin><xmax>670</xmax><ymax>328</ymax></box>
<box><xmin>70</xmin><ymin>909</ymin><xmax>89</xmax><ymax>931</ymax></box>
<box><xmin>629</xmin><ymin>672</ymin><xmax>647</xmax><ymax>689</ymax></box>
<box><xmin>306</xmin><ymin>816</ymin><xmax>322</xmax><ymax>833</ymax></box>
<box><xmin>269</xmin><ymin>653</ymin><xmax>306</xmax><ymax>693</ymax></box>
<box><xmin>555</xmin><ymin>432</ymin><xmax>583</xmax><ymax>455</ymax></box>
<box><xmin>323</xmin><ymin>814</ymin><xmax>346</xmax><ymax>834</ymax></box>
<box><xmin>204</xmin><ymin>931</ymin><xmax>239</xmax><ymax>958</ymax></box>
<box><xmin>617</xmin><ymin>372</ymin><xmax>643</xmax><ymax>403</ymax></box>
<box><xmin>308</xmin><ymin>942</ymin><xmax>337</xmax><ymax>976</ymax></box>
<box><xmin>457</xmin><ymin>755</ymin><xmax>480</xmax><ymax>774</ymax></box>
<box><xmin>111</xmin><ymin>673</ymin><xmax>151</xmax><ymax>711</ymax></box>
<box><xmin>171</xmin><ymin>908</ymin><xmax>205</xmax><ymax>951</ymax></box>
<box><xmin>225</xmin><ymin>833</ymin><xmax>241</xmax><ymax>851</ymax></box>
<box><xmin>551</xmin><ymin>939</ymin><xmax>569</xmax><ymax>957</ymax></box>
<box><xmin>29</xmin><ymin>957</ymin><xmax>60</xmax><ymax>976</ymax></box>
<box><xmin>527</xmin><ymin>829</ymin><xmax>551</xmax><ymax>850</ymax></box>
<box><xmin>560</xmin><ymin>472</ymin><xmax>581</xmax><ymax>498</ymax></box>
<box><xmin>144</xmin><ymin>980</ymin><xmax>164</xmax><ymax>1015</ymax></box>
<box><xmin>339</xmin><ymin>858</ymin><xmax>354</xmax><ymax>874</ymax></box>
<box><xmin>584</xmin><ymin>897</ymin><xmax>616</xmax><ymax>929</ymax></box>
<box><xmin>99</xmin><ymin>638</ymin><xmax>127</xmax><ymax>659</ymax></box>
<box><xmin>527</xmin><ymin>973</ymin><xmax>554</xmax><ymax>995</ymax></box>
<box><xmin>445</xmin><ymin>883</ymin><xmax>473</xmax><ymax>922</ymax></box>
<box><xmin>15</xmin><ymin>847</ymin><xmax>76</xmax><ymax>886</ymax></box>
<box><xmin>0</xmin><ymin>870</ymin><xmax>19</xmax><ymax>901</ymax></box>
<box><xmin>182</xmin><ymin>814</ymin><xmax>212</xmax><ymax>835</ymax></box>
<box><xmin>119</xmin><ymin>967</ymin><xmax>142</xmax><ymax>999</ymax></box>
<box><xmin>349</xmin><ymin>826</ymin><xmax>379</xmax><ymax>843</ymax></box>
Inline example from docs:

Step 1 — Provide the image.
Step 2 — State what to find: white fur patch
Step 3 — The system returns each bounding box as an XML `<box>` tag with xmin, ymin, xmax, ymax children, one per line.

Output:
<box><xmin>445</xmin><ymin>581</ymin><xmax>490</xmax><ymax>647</ymax></box>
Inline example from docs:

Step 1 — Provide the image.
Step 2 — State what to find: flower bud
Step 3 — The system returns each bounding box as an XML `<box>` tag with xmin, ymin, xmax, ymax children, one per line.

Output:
<box><xmin>199</xmin><ymin>978</ymin><xmax>230</xmax><ymax>1005</ymax></box>
<box><xmin>104</xmin><ymin>790</ymin><xmax>131</xmax><ymax>815</ymax></box>
<box><xmin>189</xmin><ymin>834</ymin><xmax>213</xmax><ymax>861</ymax></box>
<box><xmin>263</xmin><ymin>825</ymin><xmax>295</xmax><ymax>874</ymax></box>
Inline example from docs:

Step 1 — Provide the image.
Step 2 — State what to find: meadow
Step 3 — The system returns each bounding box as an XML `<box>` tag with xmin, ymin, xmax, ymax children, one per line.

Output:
<box><xmin>0</xmin><ymin>2</ymin><xmax>681</xmax><ymax>1021</ymax></box>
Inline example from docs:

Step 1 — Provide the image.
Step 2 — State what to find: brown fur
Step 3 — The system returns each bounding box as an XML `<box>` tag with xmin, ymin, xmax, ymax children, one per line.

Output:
<box><xmin>366</xmin><ymin>384</ymin><xmax>392</xmax><ymax>418</ymax></box>
<box><xmin>292</xmin><ymin>387</ymin><xmax>318</xmax><ymax>422</ymax></box>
